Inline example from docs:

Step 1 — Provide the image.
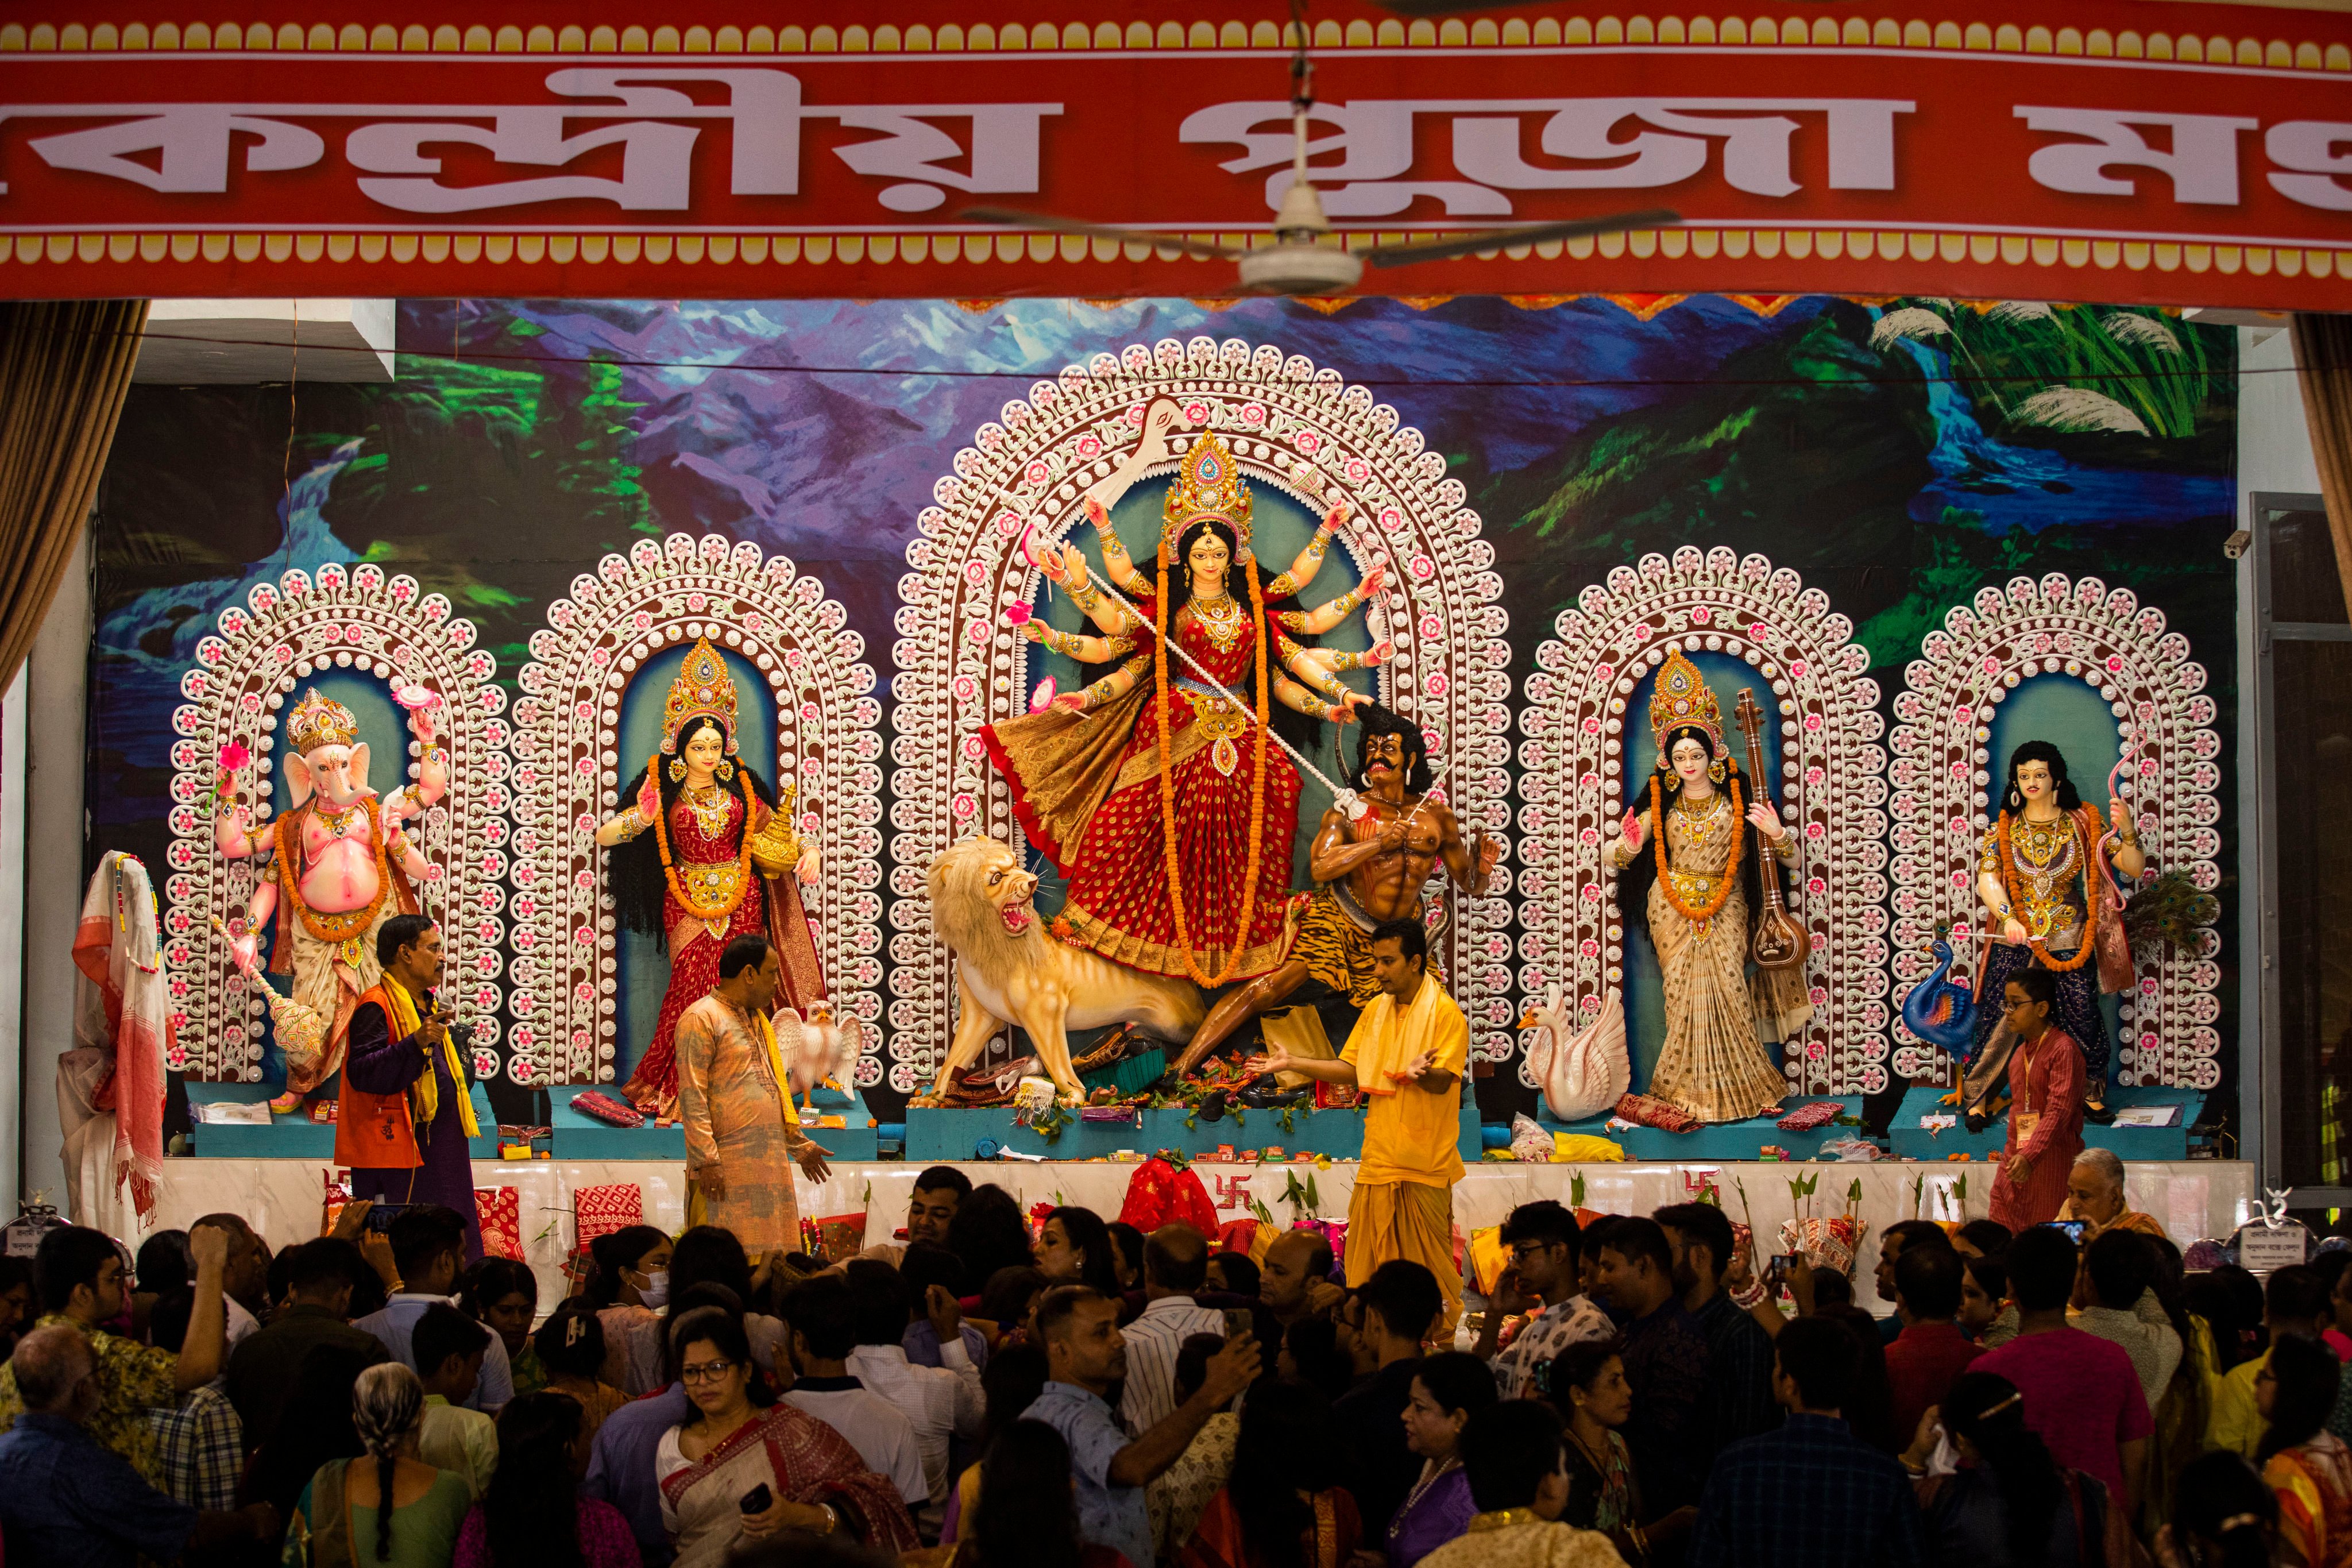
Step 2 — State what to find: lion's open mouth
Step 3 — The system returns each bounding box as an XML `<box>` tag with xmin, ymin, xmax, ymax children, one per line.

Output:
<box><xmin>999</xmin><ymin>903</ymin><xmax>1034</xmax><ymax>934</ymax></box>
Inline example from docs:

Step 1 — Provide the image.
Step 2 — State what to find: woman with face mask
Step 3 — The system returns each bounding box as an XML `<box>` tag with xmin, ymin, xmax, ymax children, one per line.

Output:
<box><xmin>588</xmin><ymin>1226</ymin><xmax>673</xmax><ymax>1395</ymax></box>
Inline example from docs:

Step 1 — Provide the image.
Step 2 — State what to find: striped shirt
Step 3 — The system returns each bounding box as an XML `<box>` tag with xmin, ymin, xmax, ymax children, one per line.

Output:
<box><xmin>1119</xmin><ymin>1295</ymin><xmax>1227</xmax><ymax>1438</ymax></box>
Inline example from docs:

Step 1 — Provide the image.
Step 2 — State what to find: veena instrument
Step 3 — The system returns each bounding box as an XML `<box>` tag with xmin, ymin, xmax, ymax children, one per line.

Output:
<box><xmin>1735</xmin><ymin>688</ymin><xmax>1810</xmax><ymax>971</ymax></box>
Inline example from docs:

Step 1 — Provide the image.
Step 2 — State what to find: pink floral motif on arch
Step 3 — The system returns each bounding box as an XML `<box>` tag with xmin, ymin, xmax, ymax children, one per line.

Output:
<box><xmin>1887</xmin><ymin>574</ymin><xmax>2222</xmax><ymax>1090</ymax></box>
<box><xmin>1516</xmin><ymin>548</ymin><xmax>1892</xmax><ymax>1096</ymax></box>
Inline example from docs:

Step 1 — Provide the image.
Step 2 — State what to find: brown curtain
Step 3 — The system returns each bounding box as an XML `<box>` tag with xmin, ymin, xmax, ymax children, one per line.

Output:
<box><xmin>2290</xmin><ymin>312</ymin><xmax>2352</xmax><ymax>621</ymax></box>
<box><xmin>0</xmin><ymin>298</ymin><xmax>147</xmax><ymax>690</ymax></box>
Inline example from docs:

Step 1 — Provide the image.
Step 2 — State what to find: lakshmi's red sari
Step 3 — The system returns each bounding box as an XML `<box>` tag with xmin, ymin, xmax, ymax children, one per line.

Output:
<box><xmin>623</xmin><ymin>789</ymin><xmax>829</xmax><ymax>1114</ymax></box>
<box><xmin>983</xmin><ymin>592</ymin><xmax>1302</xmax><ymax>982</ymax></box>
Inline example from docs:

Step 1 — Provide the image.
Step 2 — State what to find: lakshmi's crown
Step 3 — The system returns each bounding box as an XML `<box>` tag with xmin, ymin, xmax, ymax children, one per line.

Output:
<box><xmin>1160</xmin><ymin>430</ymin><xmax>1254</xmax><ymax>559</ymax></box>
<box><xmin>662</xmin><ymin>636</ymin><xmax>740</xmax><ymax>755</ymax></box>
<box><xmin>1648</xmin><ymin>650</ymin><xmax>1727</xmax><ymax>760</ymax></box>
<box><xmin>285</xmin><ymin>689</ymin><xmax>360</xmax><ymax>754</ymax></box>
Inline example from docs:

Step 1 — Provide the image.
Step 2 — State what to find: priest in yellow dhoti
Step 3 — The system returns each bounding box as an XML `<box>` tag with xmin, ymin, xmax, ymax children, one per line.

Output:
<box><xmin>1251</xmin><ymin>917</ymin><xmax>1468</xmax><ymax>1338</ymax></box>
<box><xmin>679</xmin><ymin>932</ymin><xmax>833</xmax><ymax>1257</ymax></box>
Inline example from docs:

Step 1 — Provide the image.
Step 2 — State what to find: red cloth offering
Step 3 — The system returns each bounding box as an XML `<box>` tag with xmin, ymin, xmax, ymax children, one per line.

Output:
<box><xmin>1119</xmin><ymin>1157</ymin><xmax>1221</xmax><ymax>1239</ymax></box>
<box><xmin>474</xmin><ymin>1186</ymin><xmax>523</xmax><ymax>1260</ymax></box>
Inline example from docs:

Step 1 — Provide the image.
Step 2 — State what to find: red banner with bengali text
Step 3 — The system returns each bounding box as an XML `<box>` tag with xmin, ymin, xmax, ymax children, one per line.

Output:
<box><xmin>5</xmin><ymin>1</ymin><xmax>2352</xmax><ymax>304</ymax></box>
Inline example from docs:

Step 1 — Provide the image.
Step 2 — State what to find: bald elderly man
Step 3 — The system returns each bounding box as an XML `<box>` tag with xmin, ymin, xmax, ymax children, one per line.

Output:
<box><xmin>0</xmin><ymin>1324</ymin><xmax>276</xmax><ymax>1568</ymax></box>
<box><xmin>2066</xmin><ymin>1148</ymin><xmax>2166</xmax><ymax>1241</ymax></box>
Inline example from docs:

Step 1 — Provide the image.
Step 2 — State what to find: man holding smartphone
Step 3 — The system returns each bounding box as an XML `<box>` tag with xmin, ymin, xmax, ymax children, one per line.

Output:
<box><xmin>337</xmin><ymin>914</ymin><xmax>484</xmax><ymax>1261</ymax></box>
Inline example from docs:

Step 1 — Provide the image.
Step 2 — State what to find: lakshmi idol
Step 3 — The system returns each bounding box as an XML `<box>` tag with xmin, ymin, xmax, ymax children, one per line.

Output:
<box><xmin>592</xmin><ymin>638</ymin><xmax>825</xmax><ymax>1115</ymax></box>
<box><xmin>1607</xmin><ymin>653</ymin><xmax>1810</xmax><ymax>1122</ymax></box>
<box><xmin>1967</xmin><ymin>740</ymin><xmax>2142</xmax><ymax>1123</ymax></box>
<box><xmin>982</xmin><ymin>429</ymin><xmax>1388</xmax><ymax>989</ymax></box>
<box><xmin>217</xmin><ymin>688</ymin><xmax>444</xmax><ymax>1110</ymax></box>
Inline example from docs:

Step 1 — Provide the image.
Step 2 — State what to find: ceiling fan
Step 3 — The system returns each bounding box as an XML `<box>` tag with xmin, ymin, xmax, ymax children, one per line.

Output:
<box><xmin>962</xmin><ymin>2</ymin><xmax>1677</xmax><ymax>296</ymax></box>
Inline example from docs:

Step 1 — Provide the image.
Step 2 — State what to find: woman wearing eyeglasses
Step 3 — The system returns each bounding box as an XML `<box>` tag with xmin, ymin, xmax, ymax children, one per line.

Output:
<box><xmin>654</xmin><ymin>1307</ymin><xmax>918</xmax><ymax>1568</ymax></box>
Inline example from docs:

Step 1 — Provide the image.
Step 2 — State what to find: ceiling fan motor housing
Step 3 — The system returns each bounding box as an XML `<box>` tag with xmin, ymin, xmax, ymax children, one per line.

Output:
<box><xmin>1238</xmin><ymin>244</ymin><xmax>1367</xmax><ymax>295</ymax></box>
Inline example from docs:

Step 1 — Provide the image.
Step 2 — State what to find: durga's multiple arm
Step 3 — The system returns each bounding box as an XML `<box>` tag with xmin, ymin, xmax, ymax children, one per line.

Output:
<box><xmin>1261</xmin><ymin>504</ymin><xmax>1348</xmax><ymax>597</ymax></box>
<box><xmin>1082</xmin><ymin>497</ymin><xmax>1152</xmax><ymax>596</ymax></box>
<box><xmin>1277</xmin><ymin>561</ymin><xmax>1388</xmax><ymax>636</ymax></box>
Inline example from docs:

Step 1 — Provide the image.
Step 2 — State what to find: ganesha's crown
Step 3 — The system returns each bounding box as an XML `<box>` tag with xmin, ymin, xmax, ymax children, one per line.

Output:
<box><xmin>1160</xmin><ymin>430</ymin><xmax>1254</xmax><ymax>558</ymax></box>
<box><xmin>285</xmin><ymin>689</ymin><xmax>360</xmax><ymax>754</ymax></box>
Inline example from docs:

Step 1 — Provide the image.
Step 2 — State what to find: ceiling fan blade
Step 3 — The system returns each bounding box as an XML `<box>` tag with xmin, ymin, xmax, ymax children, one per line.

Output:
<box><xmin>1364</xmin><ymin>208</ymin><xmax>1682</xmax><ymax>267</ymax></box>
<box><xmin>957</xmin><ymin>208</ymin><xmax>1249</xmax><ymax>261</ymax></box>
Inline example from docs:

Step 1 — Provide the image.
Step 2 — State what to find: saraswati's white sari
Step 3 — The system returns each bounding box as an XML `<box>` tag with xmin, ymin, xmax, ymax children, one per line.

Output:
<box><xmin>656</xmin><ymin>1401</ymin><xmax>918</xmax><ymax>1568</ymax></box>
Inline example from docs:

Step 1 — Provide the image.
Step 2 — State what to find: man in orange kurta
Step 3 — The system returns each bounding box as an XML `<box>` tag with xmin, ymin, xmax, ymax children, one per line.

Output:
<box><xmin>1988</xmin><ymin>967</ymin><xmax>2086</xmax><ymax>1233</ymax></box>
<box><xmin>679</xmin><ymin>933</ymin><xmax>832</xmax><ymax>1258</ymax></box>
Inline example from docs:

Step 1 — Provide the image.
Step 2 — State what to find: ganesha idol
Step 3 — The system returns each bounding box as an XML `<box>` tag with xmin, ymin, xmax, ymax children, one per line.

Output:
<box><xmin>215</xmin><ymin>687</ymin><xmax>447</xmax><ymax>1110</ymax></box>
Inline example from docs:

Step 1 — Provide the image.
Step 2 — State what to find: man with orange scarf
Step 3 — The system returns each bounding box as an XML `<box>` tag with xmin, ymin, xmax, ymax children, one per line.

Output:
<box><xmin>1250</xmin><ymin>918</ymin><xmax>1469</xmax><ymax>1338</ymax></box>
<box><xmin>337</xmin><ymin>913</ymin><xmax>483</xmax><ymax>1261</ymax></box>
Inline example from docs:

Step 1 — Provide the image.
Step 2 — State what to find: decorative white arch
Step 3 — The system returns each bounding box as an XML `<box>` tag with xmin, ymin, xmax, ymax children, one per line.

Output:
<box><xmin>1516</xmin><ymin>548</ymin><xmax>1892</xmax><ymax>1096</ymax></box>
<box><xmin>889</xmin><ymin>335</ymin><xmax>1516</xmax><ymax>1094</ymax></box>
<box><xmin>164</xmin><ymin>561</ymin><xmax>513</xmax><ymax>1082</ymax></box>
<box><xmin>1888</xmin><ymin>574</ymin><xmax>2223</xmax><ymax>1090</ymax></box>
<box><xmin>509</xmin><ymin>532</ymin><xmax>885</xmax><ymax>1087</ymax></box>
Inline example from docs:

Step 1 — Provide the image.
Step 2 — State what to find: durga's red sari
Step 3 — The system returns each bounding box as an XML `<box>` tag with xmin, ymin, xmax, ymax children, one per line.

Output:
<box><xmin>982</xmin><ymin>593</ymin><xmax>1302</xmax><ymax>982</ymax></box>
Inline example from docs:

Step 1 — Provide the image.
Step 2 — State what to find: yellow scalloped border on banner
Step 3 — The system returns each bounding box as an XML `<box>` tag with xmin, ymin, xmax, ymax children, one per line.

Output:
<box><xmin>3</xmin><ymin>225</ymin><xmax>2347</xmax><ymax>285</ymax></box>
<box><xmin>1</xmin><ymin>14</ymin><xmax>2349</xmax><ymax>68</ymax></box>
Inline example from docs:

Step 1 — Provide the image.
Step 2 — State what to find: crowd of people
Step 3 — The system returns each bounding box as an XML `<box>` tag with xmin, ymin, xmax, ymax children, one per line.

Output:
<box><xmin>0</xmin><ymin>1160</ymin><xmax>2346</xmax><ymax>1568</ymax></box>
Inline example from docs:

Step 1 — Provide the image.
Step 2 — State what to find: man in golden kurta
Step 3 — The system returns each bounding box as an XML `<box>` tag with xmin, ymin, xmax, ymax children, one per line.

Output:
<box><xmin>678</xmin><ymin>933</ymin><xmax>832</xmax><ymax>1257</ymax></box>
<box><xmin>1252</xmin><ymin>918</ymin><xmax>1469</xmax><ymax>1337</ymax></box>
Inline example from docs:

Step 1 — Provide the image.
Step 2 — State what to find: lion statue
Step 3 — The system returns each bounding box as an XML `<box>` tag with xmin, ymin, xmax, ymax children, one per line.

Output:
<box><xmin>921</xmin><ymin>835</ymin><xmax>1206</xmax><ymax>1104</ymax></box>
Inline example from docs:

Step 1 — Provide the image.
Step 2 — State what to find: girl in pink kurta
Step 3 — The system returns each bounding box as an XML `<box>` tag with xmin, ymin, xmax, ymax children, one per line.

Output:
<box><xmin>1989</xmin><ymin>1021</ymin><xmax>2086</xmax><ymax>1231</ymax></box>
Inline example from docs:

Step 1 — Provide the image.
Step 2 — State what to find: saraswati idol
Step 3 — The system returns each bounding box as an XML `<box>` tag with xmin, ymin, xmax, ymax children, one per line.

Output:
<box><xmin>592</xmin><ymin>638</ymin><xmax>828</xmax><ymax>1115</ymax></box>
<box><xmin>1607</xmin><ymin>652</ymin><xmax>1812</xmax><ymax>1123</ymax></box>
<box><xmin>982</xmin><ymin>428</ymin><xmax>1389</xmax><ymax>989</ymax></box>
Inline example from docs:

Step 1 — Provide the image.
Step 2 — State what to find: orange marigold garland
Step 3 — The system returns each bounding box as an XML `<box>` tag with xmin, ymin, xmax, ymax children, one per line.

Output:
<box><xmin>647</xmin><ymin>752</ymin><xmax>759</xmax><ymax>924</ymax></box>
<box><xmin>1994</xmin><ymin>807</ymin><xmax>2100</xmax><ymax>972</ymax></box>
<box><xmin>1152</xmin><ymin>547</ymin><xmax>1270</xmax><ymax>989</ymax></box>
<box><xmin>1650</xmin><ymin>771</ymin><xmax>1745</xmax><ymax>926</ymax></box>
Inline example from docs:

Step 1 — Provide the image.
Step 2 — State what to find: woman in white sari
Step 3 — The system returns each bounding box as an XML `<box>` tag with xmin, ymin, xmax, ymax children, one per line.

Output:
<box><xmin>656</xmin><ymin>1307</ymin><xmax>917</xmax><ymax>1568</ymax></box>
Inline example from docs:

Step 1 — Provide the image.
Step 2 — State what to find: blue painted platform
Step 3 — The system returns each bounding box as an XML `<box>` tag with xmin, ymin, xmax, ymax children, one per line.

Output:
<box><xmin>1887</xmin><ymin>1084</ymin><xmax>2202</xmax><ymax>1162</ymax></box>
<box><xmin>187</xmin><ymin>1080</ymin><xmax>500</xmax><ymax>1160</ymax></box>
<box><xmin>1534</xmin><ymin>1096</ymin><xmax>1868</xmax><ymax>1161</ymax></box>
<box><xmin>549</xmin><ymin>1086</ymin><xmax>879</xmax><ymax>1161</ymax></box>
<box><xmin>1530</xmin><ymin>1084</ymin><xmax>2202</xmax><ymax>1163</ymax></box>
<box><xmin>903</xmin><ymin>1099</ymin><xmax>1481</xmax><ymax>1163</ymax></box>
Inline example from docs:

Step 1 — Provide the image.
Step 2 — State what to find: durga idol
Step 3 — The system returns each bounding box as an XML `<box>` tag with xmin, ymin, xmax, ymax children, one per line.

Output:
<box><xmin>982</xmin><ymin>428</ymin><xmax>1390</xmax><ymax>990</ymax></box>
<box><xmin>216</xmin><ymin>688</ymin><xmax>445</xmax><ymax>1112</ymax></box>
<box><xmin>1606</xmin><ymin>652</ymin><xmax>1810</xmax><ymax>1123</ymax></box>
<box><xmin>592</xmin><ymin>637</ymin><xmax>827</xmax><ymax>1116</ymax></box>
